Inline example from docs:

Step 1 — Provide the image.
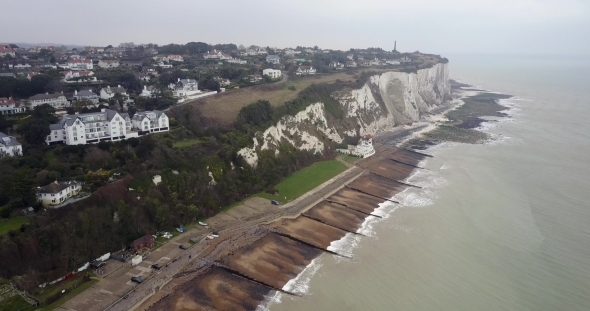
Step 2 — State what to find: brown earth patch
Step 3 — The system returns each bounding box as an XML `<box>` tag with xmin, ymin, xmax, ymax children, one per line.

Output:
<box><xmin>303</xmin><ymin>201</ymin><xmax>367</xmax><ymax>233</ymax></box>
<box><xmin>327</xmin><ymin>188</ymin><xmax>385</xmax><ymax>214</ymax></box>
<box><xmin>269</xmin><ymin>217</ymin><xmax>347</xmax><ymax>249</ymax></box>
<box><xmin>348</xmin><ymin>173</ymin><xmax>408</xmax><ymax>199</ymax></box>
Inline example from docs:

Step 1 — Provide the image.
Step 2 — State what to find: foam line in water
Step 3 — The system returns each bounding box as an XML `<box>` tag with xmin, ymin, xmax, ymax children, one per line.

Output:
<box><xmin>281</xmin><ymin>257</ymin><xmax>323</xmax><ymax>294</ymax></box>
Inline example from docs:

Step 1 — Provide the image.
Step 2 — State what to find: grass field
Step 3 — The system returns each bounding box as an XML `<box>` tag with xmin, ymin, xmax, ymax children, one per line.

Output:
<box><xmin>172</xmin><ymin>138</ymin><xmax>204</xmax><ymax>148</ymax></box>
<box><xmin>0</xmin><ymin>217</ymin><xmax>30</xmax><ymax>236</ymax></box>
<box><xmin>257</xmin><ymin>159</ymin><xmax>348</xmax><ymax>204</ymax></box>
<box><xmin>338</xmin><ymin>154</ymin><xmax>361</xmax><ymax>165</ymax></box>
<box><xmin>0</xmin><ymin>295</ymin><xmax>32</xmax><ymax>311</ymax></box>
<box><xmin>194</xmin><ymin>70</ymin><xmax>373</xmax><ymax>125</ymax></box>
<box><xmin>30</xmin><ymin>273</ymin><xmax>97</xmax><ymax>311</ymax></box>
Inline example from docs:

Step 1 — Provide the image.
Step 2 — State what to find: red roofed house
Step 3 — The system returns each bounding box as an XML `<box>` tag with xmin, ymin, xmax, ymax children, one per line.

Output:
<box><xmin>0</xmin><ymin>46</ymin><xmax>16</xmax><ymax>58</ymax></box>
<box><xmin>168</xmin><ymin>54</ymin><xmax>184</xmax><ymax>62</ymax></box>
<box><xmin>67</xmin><ymin>58</ymin><xmax>93</xmax><ymax>70</ymax></box>
<box><xmin>0</xmin><ymin>97</ymin><xmax>26</xmax><ymax>115</ymax></box>
<box><xmin>130</xmin><ymin>234</ymin><xmax>155</xmax><ymax>251</ymax></box>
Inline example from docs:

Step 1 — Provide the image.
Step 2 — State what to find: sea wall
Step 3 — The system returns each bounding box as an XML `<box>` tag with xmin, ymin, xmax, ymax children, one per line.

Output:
<box><xmin>238</xmin><ymin>63</ymin><xmax>450</xmax><ymax>167</ymax></box>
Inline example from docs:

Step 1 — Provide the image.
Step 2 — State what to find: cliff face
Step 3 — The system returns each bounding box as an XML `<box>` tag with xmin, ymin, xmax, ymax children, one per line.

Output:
<box><xmin>238</xmin><ymin>63</ymin><xmax>450</xmax><ymax>167</ymax></box>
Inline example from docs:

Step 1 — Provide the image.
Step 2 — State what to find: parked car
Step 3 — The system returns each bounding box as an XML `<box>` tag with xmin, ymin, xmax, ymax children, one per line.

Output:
<box><xmin>271</xmin><ymin>200</ymin><xmax>280</xmax><ymax>206</ymax></box>
<box><xmin>131</xmin><ymin>276</ymin><xmax>143</xmax><ymax>283</ymax></box>
<box><xmin>179</xmin><ymin>244</ymin><xmax>188</xmax><ymax>250</ymax></box>
<box><xmin>151</xmin><ymin>264</ymin><xmax>162</xmax><ymax>270</ymax></box>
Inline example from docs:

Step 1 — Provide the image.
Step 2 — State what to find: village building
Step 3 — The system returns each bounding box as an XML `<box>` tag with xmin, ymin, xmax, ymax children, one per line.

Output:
<box><xmin>329</xmin><ymin>61</ymin><xmax>344</xmax><ymax>70</ymax></box>
<box><xmin>100</xmin><ymin>85</ymin><xmax>129</xmax><ymax>101</ymax></box>
<box><xmin>67</xmin><ymin>58</ymin><xmax>93</xmax><ymax>70</ymax></box>
<box><xmin>243</xmin><ymin>74</ymin><xmax>263</xmax><ymax>83</ymax></box>
<box><xmin>347</xmin><ymin>54</ymin><xmax>355</xmax><ymax>60</ymax></box>
<box><xmin>262</xmin><ymin>68</ymin><xmax>282</xmax><ymax>79</ymax></box>
<box><xmin>0</xmin><ymin>45</ymin><xmax>16</xmax><ymax>58</ymax></box>
<box><xmin>139</xmin><ymin>85</ymin><xmax>159</xmax><ymax>98</ymax></box>
<box><xmin>226</xmin><ymin>58</ymin><xmax>246</xmax><ymax>64</ymax></box>
<box><xmin>213</xmin><ymin>76</ymin><xmax>231</xmax><ymax>87</ymax></box>
<box><xmin>0</xmin><ymin>97</ymin><xmax>26</xmax><ymax>115</ymax></box>
<box><xmin>131</xmin><ymin>110</ymin><xmax>169</xmax><ymax>134</ymax></box>
<box><xmin>97</xmin><ymin>59</ymin><xmax>120</xmax><ymax>69</ymax></box>
<box><xmin>61</xmin><ymin>70</ymin><xmax>95</xmax><ymax>82</ymax></box>
<box><xmin>346</xmin><ymin>61</ymin><xmax>357</xmax><ymax>68</ymax></box>
<box><xmin>266</xmin><ymin>55</ymin><xmax>280</xmax><ymax>64</ymax></box>
<box><xmin>0</xmin><ymin>132</ymin><xmax>22</xmax><ymax>158</ymax></box>
<box><xmin>400</xmin><ymin>56</ymin><xmax>412</xmax><ymax>63</ymax></box>
<box><xmin>45</xmin><ymin>108</ymin><xmax>167</xmax><ymax>145</ymax></box>
<box><xmin>27</xmin><ymin>72</ymin><xmax>40</xmax><ymax>80</ymax></box>
<box><xmin>29</xmin><ymin>92</ymin><xmax>70</xmax><ymax>109</ymax></box>
<box><xmin>168</xmin><ymin>54</ymin><xmax>184</xmax><ymax>62</ymax></box>
<box><xmin>172</xmin><ymin>78</ymin><xmax>201</xmax><ymax>98</ymax></box>
<box><xmin>72</xmin><ymin>90</ymin><xmax>100</xmax><ymax>105</ymax></box>
<box><xmin>295</xmin><ymin>66</ymin><xmax>317</xmax><ymax>75</ymax></box>
<box><xmin>130</xmin><ymin>235</ymin><xmax>155</xmax><ymax>251</ymax></box>
<box><xmin>138</xmin><ymin>73</ymin><xmax>151</xmax><ymax>82</ymax></box>
<box><xmin>36</xmin><ymin>181</ymin><xmax>82</xmax><ymax>207</ymax></box>
<box><xmin>337</xmin><ymin>135</ymin><xmax>375</xmax><ymax>158</ymax></box>
<box><xmin>386</xmin><ymin>59</ymin><xmax>401</xmax><ymax>65</ymax></box>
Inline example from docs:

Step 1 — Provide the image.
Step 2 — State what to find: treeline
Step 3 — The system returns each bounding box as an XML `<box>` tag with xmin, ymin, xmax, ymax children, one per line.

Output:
<box><xmin>157</xmin><ymin>42</ymin><xmax>238</xmax><ymax>55</ymax></box>
<box><xmin>0</xmin><ymin>74</ymin><xmax>61</xmax><ymax>99</ymax></box>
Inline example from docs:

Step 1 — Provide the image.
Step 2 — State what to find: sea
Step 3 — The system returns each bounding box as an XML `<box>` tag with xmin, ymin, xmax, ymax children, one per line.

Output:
<box><xmin>267</xmin><ymin>54</ymin><xmax>590</xmax><ymax>311</ymax></box>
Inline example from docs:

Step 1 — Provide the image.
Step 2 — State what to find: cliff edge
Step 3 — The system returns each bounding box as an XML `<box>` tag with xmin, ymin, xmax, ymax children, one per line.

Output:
<box><xmin>238</xmin><ymin>63</ymin><xmax>450</xmax><ymax>167</ymax></box>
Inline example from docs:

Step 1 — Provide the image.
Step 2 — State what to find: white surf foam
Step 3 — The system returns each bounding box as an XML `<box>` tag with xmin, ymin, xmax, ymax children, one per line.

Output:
<box><xmin>281</xmin><ymin>257</ymin><xmax>323</xmax><ymax>294</ymax></box>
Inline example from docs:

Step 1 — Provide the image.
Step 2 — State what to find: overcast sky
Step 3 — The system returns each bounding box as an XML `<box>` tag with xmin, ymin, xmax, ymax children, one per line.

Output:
<box><xmin>1</xmin><ymin>0</ymin><xmax>589</xmax><ymax>55</ymax></box>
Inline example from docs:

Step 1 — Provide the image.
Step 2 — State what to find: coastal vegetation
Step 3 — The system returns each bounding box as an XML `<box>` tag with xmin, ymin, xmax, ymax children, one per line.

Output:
<box><xmin>0</xmin><ymin>217</ymin><xmax>30</xmax><ymax>236</ymax></box>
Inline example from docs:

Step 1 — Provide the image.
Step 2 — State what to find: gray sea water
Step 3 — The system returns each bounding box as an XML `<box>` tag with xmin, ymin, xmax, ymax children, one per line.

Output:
<box><xmin>268</xmin><ymin>54</ymin><xmax>590</xmax><ymax>311</ymax></box>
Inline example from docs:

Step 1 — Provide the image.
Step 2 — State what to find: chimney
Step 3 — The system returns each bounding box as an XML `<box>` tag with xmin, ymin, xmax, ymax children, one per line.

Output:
<box><xmin>74</xmin><ymin>90</ymin><xmax>78</xmax><ymax>95</ymax></box>
<box><xmin>177</xmin><ymin>78</ymin><xmax>180</xmax><ymax>82</ymax></box>
<box><xmin>45</xmin><ymin>92</ymin><xmax>48</xmax><ymax>95</ymax></box>
<box><xmin>101</xmin><ymin>108</ymin><xmax>105</xmax><ymax>112</ymax></box>
<box><xmin>118</xmin><ymin>85</ymin><xmax>121</xmax><ymax>88</ymax></box>
<box><xmin>144</xmin><ymin>85</ymin><xmax>147</xmax><ymax>90</ymax></box>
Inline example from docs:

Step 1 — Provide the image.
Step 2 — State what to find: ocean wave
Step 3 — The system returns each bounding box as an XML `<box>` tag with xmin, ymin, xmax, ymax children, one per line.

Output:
<box><xmin>394</xmin><ymin>189</ymin><xmax>435</xmax><ymax>208</ymax></box>
<box><xmin>281</xmin><ymin>257</ymin><xmax>324</xmax><ymax>294</ymax></box>
<box><xmin>328</xmin><ymin>232</ymin><xmax>362</xmax><ymax>259</ymax></box>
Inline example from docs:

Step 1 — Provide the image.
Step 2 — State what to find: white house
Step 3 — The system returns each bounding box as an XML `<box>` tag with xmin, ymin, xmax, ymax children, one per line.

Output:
<box><xmin>68</xmin><ymin>59</ymin><xmax>93</xmax><ymax>70</ymax></box>
<box><xmin>138</xmin><ymin>73</ymin><xmax>151</xmax><ymax>82</ymax></box>
<box><xmin>73</xmin><ymin>90</ymin><xmax>100</xmax><ymax>105</ymax></box>
<box><xmin>97</xmin><ymin>59</ymin><xmax>120</xmax><ymax>69</ymax></box>
<box><xmin>168</xmin><ymin>54</ymin><xmax>184</xmax><ymax>62</ymax></box>
<box><xmin>172</xmin><ymin>78</ymin><xmax>201</xmax><ymax>97</ymax></box>
<box><xmin>27</xmin><ymin>72</ymin><xmax>40</xmax><ymax>80</ymax></box>
<box><xmin>337</xmin><ymin>134</ymin><xmax>375</xmax><ymax>158</ymax></box>
<box><xmin>36</xmin><ymin>181</ymin><xmax>82</xmax><ymax>208</ymax></box>
<box><xmin>345</xmin><ymin>61</ymin><xmax>357</xmax><ymax>68</ymax></box>
<box><xmin>244</xmin><ymin>75</ymin><xmax>263</xmax><ymax>83</ymax></box>
<box><xmin>140</xmin><ymin>85</ymin><xmax>159</xmax><ymax>98</ymax></box>
<box><xmin>295</xmin><ymin>66</ymin><xmax>316</xmax><ymax>75</ymax></box>
<box><xmin>213</xmin><ymin>76</ymin><xmax>230</xmax><ymax>87</ymax></box>
<box><xmin>60</xmin><ymin>70</ymin><xmax>95</xmax><ymax>82</ymax></box>
<box><xmin>386</xmin><ymin>60</ymin><xmax>401</xmax><ymax>65</ymax></box>
<box><xmin>266</xmin><ymin>55</ymin><xmax>280</xmax><ymax>64</ymax></box>
<box><xmin>100</xmin><ymin>85</ymin><xmax>128</xmax><ymax>100</ymax></box>
<box><xmin>347</xmin><ymin>54</ymin><xmax>354</xmax><ymax>60</ymax></box>
<box><xmin>0</xmin><ymin>97</ymin><xmax>26</xmax><ymax>115</ymax></box>
<box><xmin>157</xmin><ymin>62</ymin><xmax>173</xmax><ymax>68</ymax></box>
<box><xmin>400</xmin><ymin>56</ymin><xmax>411</xmax><ymax>63</ymax></box>
<box><xmin>262</xmin><ymin>68</ymin><xmax>282</xmax><ymax>79</ymax></box>
<box><xmin>0</xmin><ymin>45</ymin><xmax>16</xmax><ymax>58</ymax></box>
<box><xmin>13</xmin><ymin>63</ymin><xmax>32</xmax><ymax>70</ymax></box>
<box><xmin>29</xmin><ymin>92</ymin><xmax>70</xmax><ymax>109</ymax></box>
<box><xmin>329</xmin><ymin>61</ymin><xmax>344</xmax><ymax>70</ymax></box>
<box><xmin>203</xmin><ymin>50</ymin><xmax>232</xmax><ymax>60</ymax></box>
<box><xmin>0</xmin><ymin>132</ymin><xmax>22</xmax><ymax>158</ymax></box>
<box><xmin>226</xmin><ymin>58</ymin><xmax>247</xmax><ymax>64</ymax></box>
<box><xmin>131</xmin><ymin>110</ymin><xmax>169</xmax><ymax>134</ymax></box>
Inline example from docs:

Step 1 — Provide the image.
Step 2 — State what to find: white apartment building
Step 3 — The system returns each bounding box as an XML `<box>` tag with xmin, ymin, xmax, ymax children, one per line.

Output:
<box><xmin>37</xmin><ymin>181</ymin><xmax>82</xmax><ymax>207</ymax></box>
<box><xmin>262</xmin><ymin>68</ymin><xmax>282</xmax><ymax>79</ymax></box>
<box><xmin>68</xmin><ymin>59</ymin><xmax>93</xmax><ymax>70</ymax></box>
<box><xmin>0</xmin><ymin>132</ymin><xmax>22</xmax><ymax>158</ymax></box>
<box><xmin>97</xmin><ymin>59</ymin><xmax>120</xmax><ymax>69</ymax></box>
<box><xmin>45</xmin><ymin>108</ymin><xmax>168</xmax><ymax>145</ymax></box>
<box><xmin>29</xmin><ymin>92</ymin><xmax>70</xmax><ymax>109</ymax></box>
<box><xmin>131</xmin><ymin>111</ymin><xmax>169</xmax><ymax>134</ymax></box>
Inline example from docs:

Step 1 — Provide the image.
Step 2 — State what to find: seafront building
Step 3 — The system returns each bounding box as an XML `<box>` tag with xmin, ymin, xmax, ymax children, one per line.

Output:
<box><xmin>36</xmin><ymin>180</ymin><xmax>82</xmax><ymax>207</ymax></box>
<box><xmin>337</xmin><ymin>134</ymin><xmax>375</xmax><ymax>158</ymax></box>
<box><xmin>0</xmin><ymin>132</ymin><xmax>22</xmax><ymax>158</ymax></box>
<box><xmin>29</xmin><ymin>92</ymin><xmax>70</xmax><ymax>109</ymax></box>
<box><xmin>262</xmin><ymin>69</ymin><xmax>282</xmax><ymax>79</ymax></box>
<box><xmin>45</xmin><ymin>108</ymin><xmax>169</xmax><ymax>145</ymax></box>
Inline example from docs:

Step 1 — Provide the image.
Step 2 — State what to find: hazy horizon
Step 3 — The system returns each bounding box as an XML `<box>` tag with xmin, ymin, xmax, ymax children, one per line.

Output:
<box><xmin>1</xmin><ymin>0</ymin><xmax>589</xmax><ymax>55</ymax></box>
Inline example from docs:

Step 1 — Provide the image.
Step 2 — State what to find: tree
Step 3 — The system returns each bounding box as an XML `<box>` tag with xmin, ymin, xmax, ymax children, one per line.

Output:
<box><xmin>18</xmin><ymin>119</ymin><xmax>50</xmax><ymax>145</ymax></box>
<box><xmin>85</xmin><ymin>169</ymin><xmax>110</xmax><ymax>191</ymax></box>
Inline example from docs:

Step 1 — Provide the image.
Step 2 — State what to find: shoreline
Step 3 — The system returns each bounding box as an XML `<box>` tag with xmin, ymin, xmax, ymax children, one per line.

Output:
<box><xmin>129</xmin><ymin>81</ymin><xmax>513</xmax><ymax>311</ymax></box>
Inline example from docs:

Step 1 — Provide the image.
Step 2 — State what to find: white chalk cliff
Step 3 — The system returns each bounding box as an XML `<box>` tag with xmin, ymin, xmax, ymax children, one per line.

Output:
<box><xmin>238</xmin><ymin>63</ymin><xmax>450</xmax><ymax>167</ymax></box>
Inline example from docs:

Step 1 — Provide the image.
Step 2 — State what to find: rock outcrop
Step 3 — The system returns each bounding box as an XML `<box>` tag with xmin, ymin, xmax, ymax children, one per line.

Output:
<box><xmin>238</xmin><ymin>63</ymin><xmax>450</xmax><ymax>167</ymax></box>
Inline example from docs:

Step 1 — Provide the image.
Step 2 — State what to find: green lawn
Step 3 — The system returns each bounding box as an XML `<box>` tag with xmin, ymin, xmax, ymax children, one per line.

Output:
<box><xmin>257</xmin><ymin>160</ymin><xmax>348</xmax><ymax>204</ymax></box>
<box><xmin>0</xmin><ymin>295</ymin><xmax>32</xmax><ymax>311</ymax></box>
<box><xmin>173</xmin><ymin>138</ymin><xmax>204</xmax><ymax>148</ymax></box>
<box><xmin>0</xmin><ymin>217</ymin><xmax>30</xmax><ymax>236</ymax></box>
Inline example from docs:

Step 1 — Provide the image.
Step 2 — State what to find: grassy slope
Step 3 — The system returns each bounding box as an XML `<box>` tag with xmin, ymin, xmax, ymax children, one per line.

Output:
<box><xmin>172</xmin><ymin>138</ymin><xmax>204</xmax><ymax>148</ymax></box>
<box><xmin>0</xmin><ymin>217</ymin><xmax>30</xmax><ymax>236</ymax></box>
<box><xmin>257</xmin><ymin>160</ymin><xmax>348</xmax><ymax>204</ymax></box>
<box><xmin>196</xmin><ymin>70</ymin><xmax>387</xmax><ymax>125</ymax></box>
<box><xmin>0</xmin><ymin>295</ymin><xmax>31</xmax><ymax>311</ymax></box>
